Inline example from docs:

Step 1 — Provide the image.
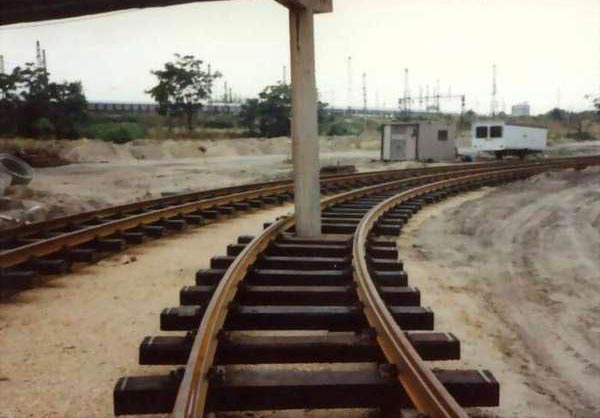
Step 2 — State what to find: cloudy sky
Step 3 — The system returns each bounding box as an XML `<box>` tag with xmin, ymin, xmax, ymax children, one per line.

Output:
<box><xmin>1</xmin><ymin>0</ymin><xmax>599</xmax><ymax>114</ymax></box>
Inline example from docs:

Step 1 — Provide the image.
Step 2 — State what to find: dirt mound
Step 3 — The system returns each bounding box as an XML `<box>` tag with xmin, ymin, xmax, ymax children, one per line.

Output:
<box><xmin>1</xmin><ymin>136</ymin><xmax>381</xmax><ymax>165</ymax></box>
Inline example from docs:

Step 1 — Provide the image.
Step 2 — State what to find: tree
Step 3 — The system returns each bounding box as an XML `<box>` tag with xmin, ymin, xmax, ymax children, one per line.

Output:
<box><xmin>0</xmin><ymin>67</ymin><xmax>23</xmax><ymax>135</ymax></box>
<box><xmin>460</xmin><ymin>109</ymin><xmax>477</xmax><ymax>130</ymax></box>
<box><xmin>0</xmin><ymin>63</ymin><xmax>87</xmax><ymax>139</ymax></box>
<box><xmin>239</xmin><ymin>83</ymin><xmax>328</xmax><ymax>137</ymax></box>
<box><xmin>239</xmin><ymin>98</ymin><xmax>261</xmax><ymax>136</ymax></box>
<box><xmin>147</xmin><ymin>54</ymin><xmax>221</xmax><ymax>132</ymax></box>
<box><xmin>48</xmin><ymin>81</ymin><xmax>88</xmax><ymax>139</ymax></box>
<box><xmin>240</xmin><ymin>84</ymin><xmax>291</xmax><ymax>137</ymax></box>
<box><xmin>547</xmin><ymin>107</ymin><xmax>567</xmax><ymax>121</ymax></box>
<box><xmin>595</xmin><ymin>97</ymin><xmax>600</xmax><ymax>117</ymax></box>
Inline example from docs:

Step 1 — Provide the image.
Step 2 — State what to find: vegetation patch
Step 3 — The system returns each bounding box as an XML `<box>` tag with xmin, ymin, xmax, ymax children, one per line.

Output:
<box><xmin>87</xmin><ymin>122</ymin><xmax>145</xmax><ymax>144</ymax></box>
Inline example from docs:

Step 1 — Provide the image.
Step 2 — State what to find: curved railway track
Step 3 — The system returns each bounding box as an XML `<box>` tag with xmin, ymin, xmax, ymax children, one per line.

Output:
<box><xmin>113</xmin><ymin>156</ymin><xmax>600</xmax><ymax>417</ymax></box>
<box><xmin>1</xmin><ymin>158</ymin><xmax>574</xmax><ymax>294</ymax></box>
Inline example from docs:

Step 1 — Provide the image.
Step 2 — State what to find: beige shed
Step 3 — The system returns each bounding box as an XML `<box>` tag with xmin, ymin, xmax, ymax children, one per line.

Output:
<box><xmin>381</xmin><ymin>121</ymin><xmax>457</xmax><ymax>161</ymax></box>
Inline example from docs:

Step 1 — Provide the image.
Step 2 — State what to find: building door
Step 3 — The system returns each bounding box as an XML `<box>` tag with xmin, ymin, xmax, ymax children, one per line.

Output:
<box><xmin>390</xmin><ymin>138</ymin><xmax>407</xmax><ymax>160</ymax></box>
<box><xmin>390</xmin><ymin>124</ymin><xmax>417</xmax><ymax>160</ymax></box>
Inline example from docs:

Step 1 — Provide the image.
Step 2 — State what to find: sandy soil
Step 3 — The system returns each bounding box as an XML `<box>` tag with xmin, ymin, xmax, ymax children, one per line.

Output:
<box><xmin>0</xmin><ymin>204</ymin><xmax>292</xmax><ymax>418</ymax></box>
<box><xmin>0</xmin><ymin>136</ymin><xmax>381</xmax><ymax>164</ymax></box>
<box><xmin>547</xmin><ymin>140</ymin><xmax>600</xmax><ymax>157</ymax></box>
<box><xmin>398</xmin><ymin>167</ymin><xmax>600</xmax><ymax>418</ymax></box>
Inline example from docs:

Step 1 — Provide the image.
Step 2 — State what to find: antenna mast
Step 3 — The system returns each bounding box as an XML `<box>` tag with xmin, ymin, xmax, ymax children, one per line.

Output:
<box><xmin>362</xmin><ymin>72</ymin><xmax>368</xmax><ymax>131</ymax></box>
<box><xmin>347</xmin><ymin>56</ymin><xmax>353</xmax><ymax>112</ymax></box>
<box><xmin>36</xmin><ymin>41</ymin><xmax>43</xmax><ymax>68</ymax></box>
<box><xmin>491</xmin><ymin>64</ymin><xmax>498</xmax><ymax>116</ymax></box>
<box><xmin>362</xmin><ymin>72</ymin><xmax>367</xmax><ymax>113</ymax></box>
<box><xmin>403</xmin><ymin>68</ymin><xmax>410</xmax><ymax>113</ymax></box>
<box><xmin>435</xmin><ymin>79</ymin><xmax>440</xmax><ymax>112</ymax></box>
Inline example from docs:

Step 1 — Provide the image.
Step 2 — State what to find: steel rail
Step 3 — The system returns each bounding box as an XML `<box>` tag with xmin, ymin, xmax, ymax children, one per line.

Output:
<box><xmin>3</xmin><ymin>157</ymin><xmax>577</xmax><ymax>240</ymax></box>
<box><xmin>351</xmin><ymin>160</ymin><xmax>599</xmax><ymax>418</ymax></box>
<box><xmin>0</xmin><ymin>167</ymin><xmax>414</xmax><ymax>238</ymax></box>
<box><xmin>0</xmin><ymin>184</ymin><xmax>292</xmax><ymax>269</ymax></box>
<box><xmin>0</xmin><ymin>159</ymin><xmax>553</xmax><ymax>270</ymax></box>
<box><xmin>0</xmin><ymin>167</ymin><xmax>437</xmax><ymax>268</ymax></box>
<box><xmin>170</xmin><ymin>159</ymin><xmax>591</xmax><ymax>418</ymax></box>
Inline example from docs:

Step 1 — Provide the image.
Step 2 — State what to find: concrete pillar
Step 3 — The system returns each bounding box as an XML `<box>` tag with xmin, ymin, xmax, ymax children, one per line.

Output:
<box><xmin>289</xmin><ymin>5</ymin><xmax>321</xmax><ymax>237</ymax></box>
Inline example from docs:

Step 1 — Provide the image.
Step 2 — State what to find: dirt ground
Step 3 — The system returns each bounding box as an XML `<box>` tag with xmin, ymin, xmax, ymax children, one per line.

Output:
<box><xmin>0</xmin><ymin>136</ymin><xmax>439</xmax><ymax>229</ymax></box>
<box><xmin>2</xmin><ymin>135</ymin><xmax>597</xmax><ymax>229</ymax></box>
<box><xmin>1</xmin><ymin>165</ymin><xmax>599</xmax><ymax>418</ymax></box>
<box><xmin>399</xmin><ymin>167</ymin><xmax>600</xmax><ymax>418</ymax></box>
<box><xmin>0</xmin><ymin>204</ymin><xmax>293</xmax><ymax>418</ymax></box>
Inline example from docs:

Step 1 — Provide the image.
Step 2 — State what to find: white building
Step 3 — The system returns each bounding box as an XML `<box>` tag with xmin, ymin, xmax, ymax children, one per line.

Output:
<box><xmin>511</xmin><ymin>102</ymin><xmax>531</xmax><ymax>117</ymax></box>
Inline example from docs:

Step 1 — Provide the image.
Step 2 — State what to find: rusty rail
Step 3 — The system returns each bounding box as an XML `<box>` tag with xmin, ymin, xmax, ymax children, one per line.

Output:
<box><xmin>1</xmin><ymin>159</ymin><xmax>540</xmax><ymax>239</ymax></box>
<box><xmin>2</xmin><ymin>158</ymin><xmax>568</xmax><ymax>271</ymax></box>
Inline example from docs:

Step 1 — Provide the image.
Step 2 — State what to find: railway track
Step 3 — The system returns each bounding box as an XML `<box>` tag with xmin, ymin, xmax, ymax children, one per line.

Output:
<box><xmin>0</xmin><ymin>159</ymin><xmax>562</xmax><ymax>294</ymax></box>
<box><xmin>113</xmin><ymin>156</ymin><xmax>599</xmax><ymax>417</ymax></box>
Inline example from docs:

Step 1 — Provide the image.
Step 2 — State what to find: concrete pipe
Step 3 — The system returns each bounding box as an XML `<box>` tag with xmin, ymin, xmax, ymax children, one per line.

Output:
<box><xmin>0</xmin><ymin>153</ymin><xmax>33</xmax><ymax>186</ymax></box>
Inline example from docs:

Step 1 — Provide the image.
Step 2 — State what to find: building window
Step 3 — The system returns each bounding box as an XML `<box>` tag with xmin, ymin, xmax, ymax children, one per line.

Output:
<box><xmin>476</xmin><ymin>126</ymin><xmax>488</xmax><ymax>138</ymax></box>
<box><xmin>437</xmin><ymin>130</ymin><xmax>448</xmax><ymax>141</ymax></box>
<box><xmin>490</xmin><ymin>126</ymin><xmax>503</xmax><ymax>138</ymax></box>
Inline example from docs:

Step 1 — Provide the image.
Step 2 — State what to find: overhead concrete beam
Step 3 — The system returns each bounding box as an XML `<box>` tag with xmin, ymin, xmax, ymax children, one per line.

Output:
<box><xmin>0</xmin><ymin>0</ymin><xmax>331</xmax><ymax>26</ymax></box>
<box><xmin>275</xmin><ymin>0</ymin><xmax>332</xmax><ymax>13</ymax></box>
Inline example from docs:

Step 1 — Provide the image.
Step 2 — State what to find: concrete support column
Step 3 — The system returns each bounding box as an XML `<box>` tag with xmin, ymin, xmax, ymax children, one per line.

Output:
<box><xmin>289</xmin><ymin>5</ymin><xmax>321</xmax><ymax>237</ymax></box>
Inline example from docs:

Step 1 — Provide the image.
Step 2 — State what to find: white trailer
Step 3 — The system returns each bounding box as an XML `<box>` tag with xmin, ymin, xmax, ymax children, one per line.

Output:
<box><xmin>472</xmin><ymin>121</ymin><xmax>547</xmax><ymax>159</ymax></box>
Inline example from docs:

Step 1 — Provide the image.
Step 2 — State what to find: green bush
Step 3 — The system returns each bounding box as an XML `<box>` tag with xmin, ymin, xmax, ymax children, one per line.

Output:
<box><xmin>88</xmin><ymin>122</ymin><xmax>145</xmax><ymax>144</ymax></box>
<box><xmin>566</xmin><ymin>130</ymin><xmax>596</xmax><ymax>141</ymax></box>
<box><xmin>197</xmin><ymin>113</ymin><xmax>237</xmax><ymax>129</ymax></box>
<box><xmin>323</xmin><ymin>118</ymin><xmax>364</xmax><ymax>136</ymax></box>
<box><xmin>32</xmin><ymin>118</ymin><xmax>55</xmax><ymax>138</ymax></box>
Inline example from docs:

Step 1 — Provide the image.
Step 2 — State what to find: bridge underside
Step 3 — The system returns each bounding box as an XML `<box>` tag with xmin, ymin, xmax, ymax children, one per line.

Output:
<box><xmin>0</xmin><ymin>1</ymin><xmax>232</xmax><ymax>26</ymax></box>
<box><xmin>1</xmin><ymin>0</ymin><xmax>330</xmax><ymax>26</ymax></box>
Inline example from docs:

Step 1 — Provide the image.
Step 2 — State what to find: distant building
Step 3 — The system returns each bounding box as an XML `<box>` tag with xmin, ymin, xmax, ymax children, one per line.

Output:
<box><xmin>87</xmin><ymin>101</ymin><xmax>242</xmax><ymax>114</ymax></box>
<box><xmin>381</xmin><ymin>121</ymin><xmax>456</xmax><ymax>161</ymax></box>
<box><xmin>511</xmin><ymin>102</ymin><xmax>530</xmax><ymax>117</ymax></box>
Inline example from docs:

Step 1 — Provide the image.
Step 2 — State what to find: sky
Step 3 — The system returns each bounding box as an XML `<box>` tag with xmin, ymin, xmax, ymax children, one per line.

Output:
<box><xmin>0</xmin><ymin>0</ymin><xmax>599</xmax><ymax>115</ymax></box>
